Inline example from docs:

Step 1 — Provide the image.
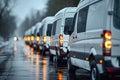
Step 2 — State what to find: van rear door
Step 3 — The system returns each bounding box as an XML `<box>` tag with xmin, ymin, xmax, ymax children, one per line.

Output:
<box><xmin>111</xmin><ymin>0</ymin><xmax>120</xmax><ymax>56</ymax></box>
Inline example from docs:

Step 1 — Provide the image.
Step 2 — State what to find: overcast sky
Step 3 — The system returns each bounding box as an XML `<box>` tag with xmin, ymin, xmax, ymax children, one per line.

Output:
<box><xmin>12</xmin><ymin>0</ymin><xmax>48</xmax><ymax>26</ymax></box>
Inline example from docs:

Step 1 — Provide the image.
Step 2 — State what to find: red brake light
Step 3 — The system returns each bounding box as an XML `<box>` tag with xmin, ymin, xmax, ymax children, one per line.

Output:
<box><xmin>106</xmin><ymin>68</ymin><xmax>116</xmax><ymax>73</ymax></box>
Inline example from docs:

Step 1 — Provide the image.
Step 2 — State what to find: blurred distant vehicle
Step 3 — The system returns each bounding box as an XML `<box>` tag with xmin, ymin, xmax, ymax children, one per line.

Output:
<box><xmin>14</xmin><ymin>37</ymin><xmax>21</xmax><ymax>41</ymax></box>
<box><xmin>30</xmin><ymin>26</ymin><xmax>36</xmax><ymax>47</ymax></box>
<box><xmin>32</xmin><ymin>22</ymin><xmax>42</xmax><ymax>51</ymax></box>
<box><xmin>40</xmin><ymin>16</ymin><xmax>54</xmax><ymax>55</ymax></box>
<box><xmin>24</xmin><ymin>29</ymin><xmax>31</xmax><ymax>45</ymax></box>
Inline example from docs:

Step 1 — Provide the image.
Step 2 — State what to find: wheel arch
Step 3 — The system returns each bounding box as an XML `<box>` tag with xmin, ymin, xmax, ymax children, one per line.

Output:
<box><xmin>89</xmin><ymin>48</ymin><xmax>97</xmax><ymax>62</ymax></box>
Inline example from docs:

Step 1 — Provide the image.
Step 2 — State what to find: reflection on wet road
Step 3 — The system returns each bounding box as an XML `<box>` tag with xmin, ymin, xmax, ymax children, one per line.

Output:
<box><xmin>0</xmin><ymin>41</ymin><xmax>92</xmax><ymax>80</ymax></box>
<box><xmin>3</xmin><ymin>41</ymin><xmax>120</xmax><ymax>80</ymax></box>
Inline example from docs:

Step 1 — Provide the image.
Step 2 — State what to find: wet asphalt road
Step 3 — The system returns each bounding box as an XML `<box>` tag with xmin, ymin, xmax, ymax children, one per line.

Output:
<box><xmin>0</xmin><ymin>40</ymin><xmax>94</xmax><ymax>80</ymax></box>
<box><xmin>1</xmin><ymin>41</ymin><xmax>120</xmax><ymax>80</ymax></box>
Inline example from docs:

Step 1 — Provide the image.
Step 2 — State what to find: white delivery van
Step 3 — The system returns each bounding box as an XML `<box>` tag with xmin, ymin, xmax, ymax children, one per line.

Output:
<box><xmin>40</xmin><ymin>16</ymin><xmax>54</xmax><ymax>55</ymax></box>
<box><xmin>30</xmin><ymin>26</ymin><xmax>36</xmax><ymax>47</ymax></box>
<box><xmin>25</xmin><ymin>28</ymin><xmax>32</xmax><ymax>45</ymax></box>
<box><xmin>24</xmin><ymin>30</ymin><xmax>29</xmax><ymax>45</ymax></box>
<box><xmin>49</xmin><ymin>7</ymin><xmax>76</xmax><ymax>65</ymax></box>
<box><xmin>34</xmin><ymin>22</ymin><xmax>42</xmax><ymax>51</ymax></box>
<box><xmin>68</xmin><ymin>0</ymin><xmax>120</xmax><ymax>80</ymax></box>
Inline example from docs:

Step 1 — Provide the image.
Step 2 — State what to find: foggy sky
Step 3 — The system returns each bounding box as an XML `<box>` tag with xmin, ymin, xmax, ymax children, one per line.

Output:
<box><xmin>12</xmin><ymin>0</ymin><xmax>48</xmax><ymax>26</ymax></box>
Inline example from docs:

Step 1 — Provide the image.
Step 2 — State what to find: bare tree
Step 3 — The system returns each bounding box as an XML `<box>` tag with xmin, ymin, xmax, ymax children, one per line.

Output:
<box><xmin>0</xmin><ymin>0</ymin><xmax>16</xmax><ymax>40</ymax></box>
<box><xmin>46</xmin><ymin>0</ymin><xmax>80</xmax><ymax>16</ymax></box>
<box><xmin>19</xmin><ymin>10</ymin><xmax>45</xmax><ymax>36</ymax></box>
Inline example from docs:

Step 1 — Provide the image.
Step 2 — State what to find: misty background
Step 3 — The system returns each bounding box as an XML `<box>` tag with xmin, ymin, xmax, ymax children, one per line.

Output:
<box><xmin>0</xmin><ymin>0</ymin><xmax>80</xmax><ymax>41</ymax></box>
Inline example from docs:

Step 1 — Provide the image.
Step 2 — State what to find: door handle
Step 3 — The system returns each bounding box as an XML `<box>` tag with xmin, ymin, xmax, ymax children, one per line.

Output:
<box><xmin>73</xmin><ymin>35</ymin><xmax>77</xmax><ymax>39</ymax></box>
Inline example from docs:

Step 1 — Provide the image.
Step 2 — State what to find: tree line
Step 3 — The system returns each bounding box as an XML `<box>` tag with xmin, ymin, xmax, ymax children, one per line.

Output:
<box><xmin>20</xmin><ymin>0</ymin><xmax>80</xmax><ymax>36</ymax></box>
<box><xmin>0</xmin><ymin>0</ymin><xmax>16</xmax><ymax>41</ymax></box>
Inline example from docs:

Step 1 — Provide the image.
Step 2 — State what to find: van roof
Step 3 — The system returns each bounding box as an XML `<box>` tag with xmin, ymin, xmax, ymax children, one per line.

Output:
<box><xmin>26</xmin><ymin>28</ymin><xmax>31</xmax><ymax>35</ymax></box>
<box><xmin>55</xmin><ymin>7</ymin><xmax>77</xmax><ymax>16</ymax></box>
<box><xmin>35</xmin><ymin>22</ymin><xmax>42</xmax><ymax>33</ymax></box>
<box><xmin>42</xmin><ymin>16</ymin><xmax>54</xmax><ymax>23</ymax></box>
<box><xmin>31</xmin><ymin>26</ymin><xmax>36</xmax><ymax>34</ymax></box>
<box><xmin>77</xmin><ymin>0</ymin><xmax>101</xmax><ymax>8</ymax></box>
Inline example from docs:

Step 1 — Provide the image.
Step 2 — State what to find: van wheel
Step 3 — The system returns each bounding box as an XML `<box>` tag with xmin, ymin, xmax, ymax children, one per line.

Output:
<box><xmin>67</xmin><ymin>58</ymin><xmax>76</xmax><ymax>75</ymax></box>
<box><xmin>90</xmin><ymin>61</ymin><xmax>100</xmax><ymax>80</ymax></box>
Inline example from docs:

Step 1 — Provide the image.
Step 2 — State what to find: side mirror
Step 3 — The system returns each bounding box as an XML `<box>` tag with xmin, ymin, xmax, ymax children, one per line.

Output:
<box><xmin>68</xmin><ymin>30</ymin><xmax>72</xmax><ymax>35</ymax></box>
<box><xmin>47</xmin><ymin>31</ymin><xmax>49</xmax><ymax>36</ymax></box>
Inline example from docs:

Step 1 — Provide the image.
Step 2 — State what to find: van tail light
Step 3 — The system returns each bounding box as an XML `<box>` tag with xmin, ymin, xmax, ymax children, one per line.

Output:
<box><xmin>102</xmin><ymin>30</ymin><xmax>112</xmax><ymax>56</ymax></box>
<box><xmin>50</xmin><ymin>38</ymin><xmax>52</xmax><ymax>42</ymax></box>
<box><xmin>36</xmin><ymin>36</ymin><xmax>40</xmax><ymax>42</ymax></box>
<box><xmin>106</xmin><ymin>68</ymin><xmax>116</xmax><ymax>73</ymax></box>
<box><xmin>103</xmin><ymin>40</ymin><xmax>112</xmax><ymax>49</ymax></box>
<box><xmin>59</xmin><ymin>34</ymin><xmax>63</xmax><ymax>47</ymax></box>
<box><xmin>43</xmin><ymin>36</ymin><xmax>47</xmax><ymax>44</ymax></box>
<box><xmin>24</xmin><ymin>36</ymin><xmax>27</xmax><ymax>41</ymax></box>
<box><xmin>31</xmin><ymin>35</ymin><xmax>34</xmax><ymax>41</ymax></box>
<box><xmin>103</xmin><ymin>30</ymin><xmax>112</xmax><ymax>39</ymax></box>
<box><xmin>28</xmin><ymin>36</ymin><xmax>30</xmax><ymax>41</ymax></box>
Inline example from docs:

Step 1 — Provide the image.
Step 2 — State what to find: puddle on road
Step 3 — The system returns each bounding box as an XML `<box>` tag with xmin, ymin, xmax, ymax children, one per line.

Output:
<box><xmin>23</xmin><ymin>44</ymin><xmax>91</xmax><ymax>80</ymax></box>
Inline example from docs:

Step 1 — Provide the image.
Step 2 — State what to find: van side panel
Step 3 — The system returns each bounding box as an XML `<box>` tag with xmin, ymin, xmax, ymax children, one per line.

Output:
<box><xmin>50</xmin><ymin>8</ymin><xmax>76</xmax><ymax>56</ymax></box>
<box><xmin>83</xmin><ymin>0</ymin><xmax>107</xmax><ymax>70</ymax></box>
<box><xmin>85</xmin><ymin>0</ymin><xmax>106</xmax><ymax>55</ymax></box>
<box><xmin>111</xmin><ymin>0</ymin><xmax>120</xmax><ymax>56</ymax></box>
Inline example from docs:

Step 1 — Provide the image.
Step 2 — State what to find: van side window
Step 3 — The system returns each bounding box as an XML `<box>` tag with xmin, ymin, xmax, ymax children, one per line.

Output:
<box><xmin>71</xmin><ymin>13</ymin><xmax>77</xmax><ymax>33</ymax></box>
<box><xmin>64</xmin><ymin>18</ymin><xmax>73</xmax><ymax>35</ymax></box>
<box><xmin>77</xmin><ymin>6</ymin><xmax>88</xmax><ymax>33</ymax></box>
<box><xmin>39</xmin><ymin>26</ymin><xmax>43</xmax><ymax>36</ymax></box>
<box><xmin>47</xmin><ymin>24</ymin><xmax>52</xmax><ymax>36</ymax></box>
<box><xmin>56</xmin><ymin>19</ymin><xmax>62</xmax><ymax>34</ymax></box>
<box><xmin>52</xmin><ymin>21</ymin><xmax>57</xmax><ymax>35</ymax></box>
<box><xmin>41</xmin><ymin>25</ymin><xmax>44</xmax><ymax>36</ymax></box>
<box><xmin>113</xmin><ymin>0</ymin><xmax>120</xmax><ymax>30</ymax></box>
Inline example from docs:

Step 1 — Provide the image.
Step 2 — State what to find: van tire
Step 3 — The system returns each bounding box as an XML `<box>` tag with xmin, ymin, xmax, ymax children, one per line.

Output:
<box><xmin>90</xmin><ymin>61</ymin><xmax>101</xmax><ymax>80</ymax></box>
<box><xmin>67</xmin><ymin>58</ymin><xmax>76</xmax><ymax>75</ymax></box>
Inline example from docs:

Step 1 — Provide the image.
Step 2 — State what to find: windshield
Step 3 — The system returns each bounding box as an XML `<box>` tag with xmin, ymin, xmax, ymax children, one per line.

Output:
<box><xmin>113</xmin><ymin>0</ymin><xmax>120</xmax><ymax>30</ymax></box>
<box><xmin>64</xmin><ymin>18</ymin><xmax>73</xmax><ymax>35</ymax></box>
<box><xmin>46</xmin><ymin>24</ymin><xmax>52</xmax><ymax>36</ymax></box>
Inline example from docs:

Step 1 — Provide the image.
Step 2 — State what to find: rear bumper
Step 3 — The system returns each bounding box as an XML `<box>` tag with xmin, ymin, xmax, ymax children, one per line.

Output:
<box><xmin>58</xmin><ymin>47</ymin><xmax>68</xmax><ymax>58</ymax></box>
<box><xmin>97</xmin><ymin>56</ymin><xmax>120</xmax><ymax>75</ymax></box>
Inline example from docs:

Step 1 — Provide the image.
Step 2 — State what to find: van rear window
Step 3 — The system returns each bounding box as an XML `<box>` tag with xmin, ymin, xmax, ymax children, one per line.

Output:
<box><xmin>39</xmin><ymin>26</ymin><xmax>43</xmax><ymax>36</ymax></box>
<box><xmin>46</xmin><ymin>24</ymin><xmax>52</xmax><ymax>36</ymax></box>
<box><xmin>113</xmin><ymin>0</ymin><xmax>120</xmax><ymax>30</ymax></box>
<box><xmin>64</xmin><ymin>18</ymin><xmax>73</xmax><ymax>35</ymax></box>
